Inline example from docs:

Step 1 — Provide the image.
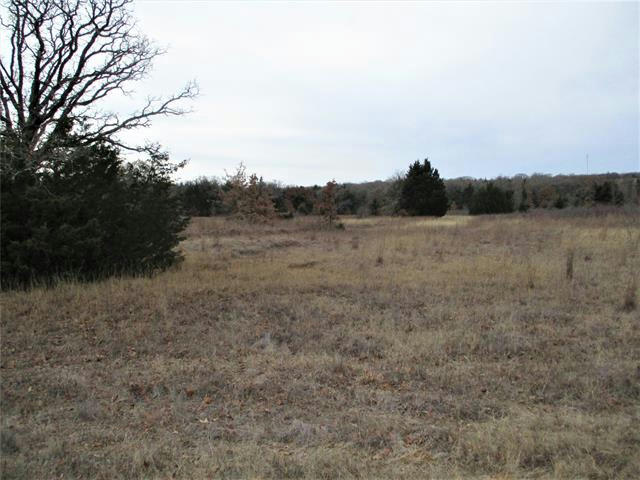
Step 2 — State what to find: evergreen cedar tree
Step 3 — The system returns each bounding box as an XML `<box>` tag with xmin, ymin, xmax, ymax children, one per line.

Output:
<box><xmin>399</xmin><ymin>159</ymin><xmax>449</xmax><ymax>217</ymax></box>
<box><xmin>1</xmin><ymin>136</ymin><xmax>188</xmax><ymax>288</ymax></box>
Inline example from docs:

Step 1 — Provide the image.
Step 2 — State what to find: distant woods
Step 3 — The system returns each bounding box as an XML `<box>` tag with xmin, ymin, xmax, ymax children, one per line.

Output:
<box><xmin>176</xmin><ymin>167</ymin><xmax>640</xmax><ymax>219</ymax></box>
<box><xmin>449</xmin><ymin>174</ymin><xmax>637</xmax><ymax>213</ymax></box>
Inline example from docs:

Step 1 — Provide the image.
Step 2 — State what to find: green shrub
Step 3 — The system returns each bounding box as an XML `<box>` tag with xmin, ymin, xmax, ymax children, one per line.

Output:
<box><xmin>1</xmin><ymin>138</ymin><xmax>187</xmax><ymax>288</ymax></box>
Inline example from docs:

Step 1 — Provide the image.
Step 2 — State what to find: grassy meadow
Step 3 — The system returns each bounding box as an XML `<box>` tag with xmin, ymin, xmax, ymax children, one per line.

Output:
<box><xmin>1</xmin><ymin>210</ymin><xmax>639</xmax><ymax>479</ymax></box>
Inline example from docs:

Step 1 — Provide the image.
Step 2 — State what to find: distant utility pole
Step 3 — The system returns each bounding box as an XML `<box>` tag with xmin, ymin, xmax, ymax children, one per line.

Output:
<box><xmin>586</xmin><ymin>154</ymin><xmax>589</xmax><ymax>175</ymax></box>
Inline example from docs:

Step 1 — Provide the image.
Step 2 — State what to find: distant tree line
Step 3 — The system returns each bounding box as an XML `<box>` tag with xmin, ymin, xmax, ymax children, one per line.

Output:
<box><xmin>446</xmin><ymin>173</ymin><xmax>637</xmax><ymax>212</ymax></box>
<box><xmin>177</xmin><ymin>166</ymin><xmax>639</xmax><ymax>219</ymax></box>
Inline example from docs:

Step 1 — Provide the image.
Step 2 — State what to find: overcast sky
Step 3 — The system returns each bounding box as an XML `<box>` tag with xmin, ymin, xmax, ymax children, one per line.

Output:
<box><xmin>125</xmin><ymin>1</ymin><xmax>639</xmax><ymax>185</ymax></box>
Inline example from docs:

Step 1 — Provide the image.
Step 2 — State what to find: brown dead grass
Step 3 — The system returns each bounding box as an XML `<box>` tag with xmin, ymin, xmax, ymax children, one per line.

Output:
<box><xmin>2</xmin><ymin>210</ymin><xmax>640</xmax><ymax>479</ymax></box>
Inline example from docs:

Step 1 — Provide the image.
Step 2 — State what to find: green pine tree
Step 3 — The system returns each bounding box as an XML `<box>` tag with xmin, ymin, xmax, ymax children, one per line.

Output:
<box><xmin>398</xmin><ymin>159</ymin><xmax>448</xmax><ymax>217</ymax></box>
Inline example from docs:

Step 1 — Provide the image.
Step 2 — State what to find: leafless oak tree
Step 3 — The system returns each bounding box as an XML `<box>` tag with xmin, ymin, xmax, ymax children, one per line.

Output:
<box><xmin>0</xmin><ymin>0</ymin><xmax>197</xmax><ymax>165</ymax></box>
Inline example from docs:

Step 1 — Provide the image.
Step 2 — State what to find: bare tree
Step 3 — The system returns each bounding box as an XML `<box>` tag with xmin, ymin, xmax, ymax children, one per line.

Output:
<box><xmin>0</xmin><ymin>0</ymin><xmax>197</xmax><ymax>167</ymax></box>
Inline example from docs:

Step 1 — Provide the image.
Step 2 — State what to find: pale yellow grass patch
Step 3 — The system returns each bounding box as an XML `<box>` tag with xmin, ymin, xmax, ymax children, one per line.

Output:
<box><xmin>2</xmin><ymin>209</ymin><xmax>639</xmax><ymax>479</ymax></box>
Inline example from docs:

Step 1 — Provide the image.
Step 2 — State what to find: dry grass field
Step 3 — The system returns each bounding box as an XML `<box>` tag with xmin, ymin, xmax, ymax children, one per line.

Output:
<box><xmin>1</xmin><ymin>210</ymin><xmax>639</xmax><ymax>479</ymax></box>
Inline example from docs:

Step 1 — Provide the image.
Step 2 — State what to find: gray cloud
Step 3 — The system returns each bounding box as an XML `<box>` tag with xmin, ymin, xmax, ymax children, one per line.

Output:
<box><xmin>123</xmin><ymin>0</ymin><xmax>639</xmax><ymax>184</ymax></box>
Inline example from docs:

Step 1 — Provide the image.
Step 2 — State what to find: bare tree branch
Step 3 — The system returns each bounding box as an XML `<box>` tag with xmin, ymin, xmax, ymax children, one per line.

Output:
<box><xmin>0</xmin><ymin>0</ymin><xmax>198</xmax><ymax>164</ymax></box>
